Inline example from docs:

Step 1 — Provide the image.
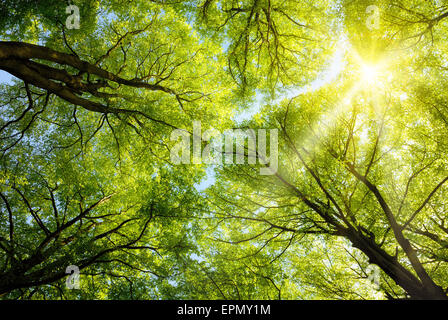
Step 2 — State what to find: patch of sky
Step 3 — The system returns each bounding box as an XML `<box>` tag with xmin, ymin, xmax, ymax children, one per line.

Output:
<box><xmin>0</xmin><ymin>70</ymin><xmax>14</xmax><ymax>84</ymax></box>
<box><xmin>190</xmin><ymin>252</ymin><xmax>205</xmax><ymax>263</ymax></box>
<box><xmin>194</xmin><ymin>165</ymin><xmax>216</xmax><ymax>192</ymax></box>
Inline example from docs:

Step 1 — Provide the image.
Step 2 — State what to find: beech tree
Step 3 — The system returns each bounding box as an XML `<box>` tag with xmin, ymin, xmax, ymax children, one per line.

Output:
<box><xmin>192</xmin><ymin>0</ymin><xmax>448</xmax><ymax>300</ymax></box>
<box><xmin>1</xmin><ymin>0</ymin><xmax>448</xmax><ymax>300</ymax></box>
<box><xmin>0</xmin><ymin>0</ymin><xmax>232</xmax><ymax>299</ymax></box>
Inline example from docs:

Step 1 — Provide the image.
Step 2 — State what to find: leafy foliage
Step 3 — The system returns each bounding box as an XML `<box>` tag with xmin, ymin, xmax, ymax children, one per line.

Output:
<box><xmin>1</xmin><ymin>0</ymin><xmax>448</xmax><ymax>300</ymax></box>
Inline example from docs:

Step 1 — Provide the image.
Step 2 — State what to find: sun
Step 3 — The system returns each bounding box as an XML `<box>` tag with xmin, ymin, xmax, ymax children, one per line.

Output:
<box><xmin>360</xmin><ymin>63</ymin><xmax>381</xmax><ymax>85</ymax></box>
<box><xmin>349</xmin><ymin>49</ymin><xmax>391</xmax><ymax>89</ymax></box>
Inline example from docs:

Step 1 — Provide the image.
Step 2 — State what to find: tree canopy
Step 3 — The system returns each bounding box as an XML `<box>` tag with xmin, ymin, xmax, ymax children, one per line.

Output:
<box><xmin>1</xmin><ymin>0</ymin><xmax>448</xmax><ymax>300</ymax></box>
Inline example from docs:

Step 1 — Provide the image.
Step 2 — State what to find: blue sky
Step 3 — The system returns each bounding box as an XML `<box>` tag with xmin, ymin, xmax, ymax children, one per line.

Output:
<box><xmin>0</xmin><ymin>70</ymin><xmax>14</xmax><ymax>84</ymax></box>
